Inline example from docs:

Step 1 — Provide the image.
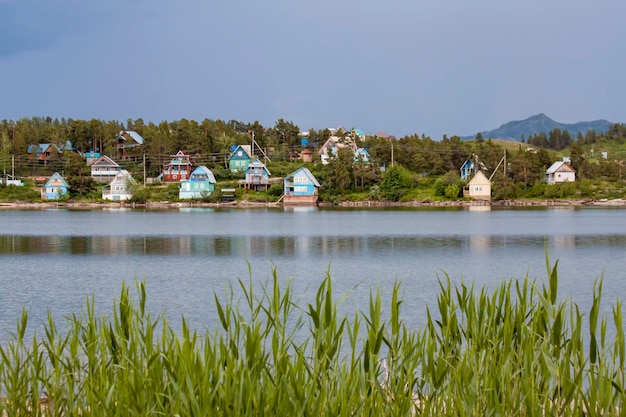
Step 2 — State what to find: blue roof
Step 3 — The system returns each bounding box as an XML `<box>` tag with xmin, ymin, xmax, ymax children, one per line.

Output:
<box><xmin>127</xmin><ymin>131</ymin><xmax>144</xmax><ymax>145</ymax></box>
<box><xmin>27</xmin><ymin>143</ymin><xmax>61</xmax><ymax>154</ymax></box>
<box><xmin>287</xmin><ymin>167</ymin><xmax>320</xmax><ymax>187</ymax></box>
<box><xmin>118</xmin><ymin>130</ymin><xmax>144</xmax><ymax>145</ymax></box>
<box><xmin>189</xmin><ymin>165</ymin><xmax>217</xmax><ymax>183</ymax></box>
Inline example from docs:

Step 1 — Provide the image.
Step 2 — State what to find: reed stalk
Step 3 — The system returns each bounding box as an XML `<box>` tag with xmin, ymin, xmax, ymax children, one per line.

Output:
<box><xmin>1</xmin><ymin>260</ymin><xmax>625</xmax><ymax>416</ymax></box>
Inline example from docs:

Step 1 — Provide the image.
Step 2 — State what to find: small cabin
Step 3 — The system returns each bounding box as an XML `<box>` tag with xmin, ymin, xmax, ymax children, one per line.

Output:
<box><xmin>546</xmin><ymin>161</ymin><xmax>576</xmax><ymax>184</ymax></box>
<box><xmin>283</xmin><ymin>167</ymin><xmax>320</xmax><ymax>205</ymax></box>
<box><xmin>242</xmin><ymin>160</ymin><xmax>271</xmax><ymax>191</ymax></box>
<box><xmin>27</xmin><ymin>143</ymin><xmax>62</xmax><ymax>164</ymax></box>
<box><xmin>229</xmin><ymin>145</ymin><xmax>253</xmax><ymax>171</ymax></box>
<box><xmin>463</xmin><ymin>171</ymin><xmax>491</xmax><ymax>201</ymax></box>
<box><xmin>179</xmin><ymin>166</ymin><xmax>217</xmax><ymax>199</ymax></box>
<box><xmin>41</xmin><ymin>172</ymin><xmax>69</xmax><ymax>200</ymax></box>
<box><xmin>162</xmin><ymin>151</ymin><xmax>193</xmax><ymax>182</ymax></box>
<box><xmin>116</xmin><ymin>130</ymin><xmax>144</xmax><ymax>160</ymax></box>
<box><xmin>102</xmin><ymin>170</ymin><xmax>136</xmax><ymax>201</ymax></box>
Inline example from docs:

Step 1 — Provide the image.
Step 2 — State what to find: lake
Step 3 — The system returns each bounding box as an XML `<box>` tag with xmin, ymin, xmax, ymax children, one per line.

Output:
<box><xmin>1</xmin><ymin>206</ymin><xmax>626</xmax><ymax>341</ymax></box>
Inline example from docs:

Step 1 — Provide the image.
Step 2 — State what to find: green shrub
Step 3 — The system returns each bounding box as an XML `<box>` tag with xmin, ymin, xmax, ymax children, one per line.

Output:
<box><xmin>268</xmin><ymin>183</ymin><xmax>283</xmax><ymax>197</ymax></box>
<box><xmin>0</xmin><ymin>184</ymin><xmax>40</xmax><ymax>202</ymax></box>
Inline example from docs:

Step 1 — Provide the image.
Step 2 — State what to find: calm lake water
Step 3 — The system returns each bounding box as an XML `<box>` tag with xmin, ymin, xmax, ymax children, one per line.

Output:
<box><xmin>1</xmin><ymin>206</ymin><xmax>626</xmax><ymax>341</ymax></box>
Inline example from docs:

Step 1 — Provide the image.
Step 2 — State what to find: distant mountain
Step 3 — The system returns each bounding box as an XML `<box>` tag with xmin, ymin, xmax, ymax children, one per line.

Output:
<box><xmin>462</xmin><ymin>113</ymin><xmax>613</xmax><ymax>142</ymax></box>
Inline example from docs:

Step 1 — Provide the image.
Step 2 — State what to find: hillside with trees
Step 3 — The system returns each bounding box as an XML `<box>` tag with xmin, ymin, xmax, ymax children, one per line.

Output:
<box><xmin>1</xmin><ymin>116</ymin><xmax>626</xmax><ymax>203</ymax></box>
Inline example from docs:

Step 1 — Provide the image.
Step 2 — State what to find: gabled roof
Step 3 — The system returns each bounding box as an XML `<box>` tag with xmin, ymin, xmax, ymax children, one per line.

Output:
<box><xmin>27</xmin><ymin>143</ymin><xmax>62</xmax><ymax>154</ymax></box>
<box><xmin>109</xmin><ymin>170</ymin><xmax>136</xmax><ymax>186</ymax></box>
<box><xmin>547</xmin><ymin>161</ymin><xmax>575</xmax><ymax>174</ymax></box>
<box><xmin>245</xmin><ymin>159</ymin><xmax>271</xmax><ymax>175</ymax></box>
<box><xmin>118</xmin><ymin>130</ymin><xmax>144</xmax><ymax>145</ymax></box>
<box><xmin>189</xmin><ymin>165</ymin><xmax>217</xmax><ymax>183</ymax></box>
<box><xmin>44</xmin><ymin>172</ymin><xmax>69</xmax><ymax>188</ymax></box>
<box><xmin>286</xmin><ymin>167</ymin><xmax>320</xmax><ymax>187</ymax></box>
<box><xmin>166</xmin><ymin>150</ymin><xmax>192</xmax><ymax>166</ymax></box>
<box><xmin>467</xmin><ymin>170</ymin><xmax>491</xmax><ymax>186</ymax></box>
<box><xmin>92</xmin><ymin>155</ymin><xmax>119</xmax><ymax>167</ymax></box>
<box><xmin>318</xmin><ymin>135</ymin><xmax>356</xmax><ymax>155</ymax></box>
<box><xmin>229</xmin><ymin>144</ymin><xmax>252</xmax><ymax>159</ymax></box>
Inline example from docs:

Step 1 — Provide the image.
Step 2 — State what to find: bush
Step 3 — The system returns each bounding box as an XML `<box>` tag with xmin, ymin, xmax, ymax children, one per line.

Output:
<box><xmin>433</xmin><ymin>171</ymin><xmax>464</xmax><ymax>198</ymax></box>
<box><xmin>444</xmin><ymin>184</ymin><xmax>460</xmax><ymax>199</ymax></box>
<box><xmin>380</xmin><ymin>165</ymin><xmax>413</xmax><ymax>201</ymax></box>
<box><xmin>130</xmin><ymin>186</ymin><xmax>152</xmax><ymax>203</ymax></box>
<box><xmin>268</xmin><ymin>183</ymin><xmax>283</xmax><ymax>197</ymax></box>
<box><xmin>0</xmin><ymin>184</ymin><xmax>40</xmax><ymax>202</ymax></box>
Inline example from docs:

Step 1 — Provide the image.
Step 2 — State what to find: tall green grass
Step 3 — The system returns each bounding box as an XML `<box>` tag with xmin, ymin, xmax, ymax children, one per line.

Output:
<box><xmin>1</xmin><ymin>257</ymin><xmax>625</xmax><ymax>416</ymax></box>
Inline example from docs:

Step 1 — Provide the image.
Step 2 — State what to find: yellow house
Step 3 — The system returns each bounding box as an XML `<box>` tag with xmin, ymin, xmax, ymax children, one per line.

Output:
<box><xmin>463</xmin><ymin>171</ymin><xmax>491</xmax><ymax>201</ymax></box>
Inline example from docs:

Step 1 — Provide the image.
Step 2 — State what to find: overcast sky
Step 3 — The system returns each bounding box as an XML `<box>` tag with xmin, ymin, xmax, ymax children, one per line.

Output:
<box><xmin>1</xmin><ymin>0</ymin><xmax>624</xmax><ymax>139</ymax></box>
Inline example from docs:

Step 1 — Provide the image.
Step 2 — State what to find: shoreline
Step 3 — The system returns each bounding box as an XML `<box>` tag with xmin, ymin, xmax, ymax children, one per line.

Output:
<box><xmin>1</xmin><ymin>197</ymin><xmax>626</xmax><ymax>209</ymax></box>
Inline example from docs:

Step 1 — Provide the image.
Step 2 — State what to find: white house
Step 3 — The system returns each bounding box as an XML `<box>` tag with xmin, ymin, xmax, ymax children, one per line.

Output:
<box><xmin>102</xmin><ymin>170</ymin><xmax>136</xmax><ymax>201</ymax></box>
<box><xmin>91</xmin><ymin>155</ymin><xmax>120</xmax><ymax>182</ymax></box>
<box><xmin>463</xmin><ymin>171</ymin><xmax>491</xmax><ymax>201</ymax></box>
<box><xmin>546</xmin><ymin>161</ymin><xmax>576</xmax><ymax>184</ymax></box>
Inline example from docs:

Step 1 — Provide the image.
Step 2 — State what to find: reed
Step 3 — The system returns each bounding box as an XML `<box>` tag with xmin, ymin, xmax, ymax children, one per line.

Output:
<box><xmin>1</xmin><ymin>259</ymin><xmax>625</xmax><ymax>416</ymax></box>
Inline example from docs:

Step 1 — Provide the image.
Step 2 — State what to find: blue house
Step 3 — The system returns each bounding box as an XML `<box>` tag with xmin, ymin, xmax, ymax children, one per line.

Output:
<box><xmin>179</xmin><ymin>166</ymin><xmax>217</xmax><ymax>199</ymax></box>
<box><xmin>354</xmin><ymin>148</ymin><xmax>370</xmax><ymax>165</ymax></box>
<box><xmin>243</xmin><ymin>159</ymin><xmax>271</xmax><ymax>190</ymax></box>
<box><xmin>41</xmin><ymin>172</ymin><xmax>69</xmax><ymax>200</ymax></box>
<box><xmin>460</xmin><ymin>154</ymin><xmax>487</xmax><ymax>181</ymax></box>
<box><xmin>283</xmin><ymin>167</ymin><xmax>320</xmax><ymax>205</ymax></box>
<box><xmin>229</xmin><ymin>145</ymin><xmax>253</xmax><ymax>171</ymax></box>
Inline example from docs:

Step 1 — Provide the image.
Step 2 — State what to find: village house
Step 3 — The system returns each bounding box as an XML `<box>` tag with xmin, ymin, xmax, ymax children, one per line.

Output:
<box><xmin>41</xmin><ymin>172</ymin><xmax>69</xmax><ymax>200</ymax></box>
<box><xmin>162</xmin><ymin>150</ymin><xmax>193</xmax><ymax>182</ymax></box>
<box><xmin>299</xmin><ymin>147</ymin><xmax>315</xmax><ymax>163</ymax></box>
<box><xmin>116</xmin><ymin>130</ymin><xmax>144</xmax><ymax>160</ymax></box>
<box><xmin>90</xmin><ymin>155</ymin><xmax>121</xmax><ymax>182</ymax></box>
<box><xmin>283</xmin><ymin>167</ymin><xmax>321</xmax><ymax>205</ymax></box>
<box><xmin>84</xmin><ymin>151</ymin><xmax>101</xmax><ymax>166</ymax></box>
<box><xmin>354</xmin><ymin>148</ymin><xmax>371</xmax><ymax>165</ymax></box>
<box><xmin>229</xmin><ymin>145</ymin><xmax>253</xmax><ymax>171</ymax></box>
<box><xmin>463</xmin><ymin>171</ymin><xmax>491</xmax><ymax>201</ymax></box>
<box><xmin>546</xmin><ymin>161</ymin><xmax>576</xmax><ymax>184</ymax></box>
<box><xmin>102</xmin><ymin>170</ymin><xmax>136</xmax><ymax>201</ymax></box>
<box><xmin>179</xmin><ymin>166</ymin><xmax>217</xmax><ymax>199</ymax></box>
<box><xmin>242</xmin><ymin>159</ymin><xmax>272</xmax><ymax>191</ymax></box>
<box><xmin>27</xmin><ymin>143</ymin><xmax>62</xmax><ymax>164</ymax></box>
<box><xmin>460</xmin><ymin>154</ymin><xmax>487</xmax><ymax>181</ymax></box>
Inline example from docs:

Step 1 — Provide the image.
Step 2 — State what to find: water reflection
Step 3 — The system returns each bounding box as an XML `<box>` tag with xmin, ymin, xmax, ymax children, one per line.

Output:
<box><xmin>3</xmin><ymin>234</ymin><xmax>626</xmax><ymax>257</ymax></box>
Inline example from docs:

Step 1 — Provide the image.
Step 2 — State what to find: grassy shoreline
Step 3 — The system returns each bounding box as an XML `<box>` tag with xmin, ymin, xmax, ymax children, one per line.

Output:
<box><xmin>1</xmin><ymin>260</ymin><xmax>625</xmax><ymax>416</ymax></box>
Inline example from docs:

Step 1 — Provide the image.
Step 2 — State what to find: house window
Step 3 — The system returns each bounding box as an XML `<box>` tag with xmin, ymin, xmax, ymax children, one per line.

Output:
<box><xmin>237</xmin><ymin>151</ymin><xmax>242</xmax><ymax>156</ymax></box>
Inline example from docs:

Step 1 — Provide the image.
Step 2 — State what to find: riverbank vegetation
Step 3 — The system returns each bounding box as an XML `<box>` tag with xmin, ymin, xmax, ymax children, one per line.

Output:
<box><xmin>2</xmin><ymin>117</ymin><xmax>626</xmax><ymax>204</ymax></box>
<box><xmin>1</xmin><ymin>259</ymin><xmax>625</xmax><ymax>415</ymax></box>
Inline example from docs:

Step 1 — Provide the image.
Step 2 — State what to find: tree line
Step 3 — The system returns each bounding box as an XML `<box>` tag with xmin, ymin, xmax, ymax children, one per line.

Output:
<box><xmin>2</xmin><ymin>116</ymin><xmax>626</xmax><ymax>202</ymax></box>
